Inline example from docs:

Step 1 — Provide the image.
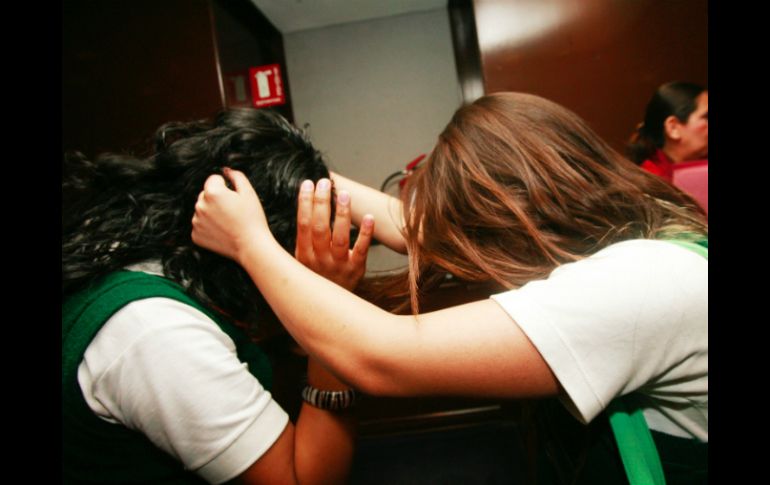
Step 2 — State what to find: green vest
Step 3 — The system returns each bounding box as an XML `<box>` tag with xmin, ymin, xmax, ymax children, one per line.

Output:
<box><xmin>62</xmin><ymin>271</ymin><xmax>274</xmax><ymax>484</ymax></box>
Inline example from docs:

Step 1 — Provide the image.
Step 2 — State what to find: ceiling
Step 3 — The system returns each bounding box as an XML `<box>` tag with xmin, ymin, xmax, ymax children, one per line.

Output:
<box><xmin>249</xmin><ymin>0</ymin><xmax>448</xmax><ymax>33</ymax></box>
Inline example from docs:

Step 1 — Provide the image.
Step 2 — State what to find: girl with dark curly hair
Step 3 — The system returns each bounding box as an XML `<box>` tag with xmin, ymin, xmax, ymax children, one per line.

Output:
<box><xmin>63</xmin><ymin>108</ymin><xmax>372</xmax><ymax>484</ymax></box>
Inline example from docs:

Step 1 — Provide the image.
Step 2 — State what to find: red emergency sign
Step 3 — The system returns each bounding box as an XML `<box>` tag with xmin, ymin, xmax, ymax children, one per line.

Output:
<box><xmin>248</xmin><ymin>64</ymin><xmax>286</xmax><ymax>108</ymax></box>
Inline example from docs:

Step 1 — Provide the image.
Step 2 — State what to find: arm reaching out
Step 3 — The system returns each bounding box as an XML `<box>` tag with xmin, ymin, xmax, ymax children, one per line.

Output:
<box><xmin>331</xmin><ymin>172</ymin><xmax>407</xmax><ymax>253</ymax></box>
<box><xmin>192</xmin><ymin>169</ymin><xmax>558</xmax><ymax>401</ymax></box>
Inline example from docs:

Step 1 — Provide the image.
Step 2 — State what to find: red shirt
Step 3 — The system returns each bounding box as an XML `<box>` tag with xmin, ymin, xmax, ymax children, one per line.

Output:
<box><xmin>640</xmin><ymin>149</ymin><xmax>675</xmax><ymax>182</ymax></box>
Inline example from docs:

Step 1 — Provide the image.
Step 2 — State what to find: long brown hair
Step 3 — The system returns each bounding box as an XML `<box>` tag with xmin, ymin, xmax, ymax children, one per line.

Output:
<box><xmin>399</xmin><ymin>92</ymin><xmax>707</xmax><ymax>312</ymax></box>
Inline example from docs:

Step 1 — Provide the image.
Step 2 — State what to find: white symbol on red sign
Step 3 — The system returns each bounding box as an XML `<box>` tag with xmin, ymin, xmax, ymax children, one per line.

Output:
<box><xmin>248</xmin><ymin>64</ymin><xmax>286</xmax><ymax>108</ymax></box>
<box><xmin>255</xmin><ymin>71</ymin><xmax>272</xmax><ymax>98</ymax></box>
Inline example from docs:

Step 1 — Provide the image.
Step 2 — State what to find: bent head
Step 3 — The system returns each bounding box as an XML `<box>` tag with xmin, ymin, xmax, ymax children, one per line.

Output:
<box><xmin>159</xmin><ymin>109</ymin><xmax>330</xmax><ymax>254</ymax></box>
<box><xmin>157</xmin><ymin>109</ymin><xmax>331</xmax><ymax>334</ymax></box>
<box><xmin>63</xmin><ymin>108</ymin><xmax>331</xmax><ymax>337</ymax></box>
<box><xmin>401</xmin><ymin>92</ymin><xmax>706</xmax><ymax>310</ymax></box>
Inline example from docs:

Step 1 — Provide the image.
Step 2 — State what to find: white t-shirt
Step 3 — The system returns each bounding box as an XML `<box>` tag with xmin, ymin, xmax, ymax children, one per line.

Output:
<box><xmin>491</xmin><ymin>239</ymin><xmax>707</xmax><ymax>442</ymax></box>
<box><xmin>77</xmin><ymin>264</ymin><xmax>289</xmax><ymax>484</ymax></box>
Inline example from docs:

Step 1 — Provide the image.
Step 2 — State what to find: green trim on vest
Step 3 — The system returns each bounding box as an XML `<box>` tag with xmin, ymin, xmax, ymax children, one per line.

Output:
<box><xmin>63</xmin><ymin>271</ymin><xmax>273</xmax><ymax>484</ymax></box>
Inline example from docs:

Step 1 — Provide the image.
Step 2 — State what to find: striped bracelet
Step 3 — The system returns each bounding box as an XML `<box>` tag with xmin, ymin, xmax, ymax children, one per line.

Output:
<box><xmin>301</xmin><ymin>385</ymin><xmax>357</xmax><ymax>411</ymax></box>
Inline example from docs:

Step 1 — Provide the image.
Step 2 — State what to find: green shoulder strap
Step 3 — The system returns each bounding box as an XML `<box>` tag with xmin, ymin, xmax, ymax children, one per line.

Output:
<box><xmin>63</xmin><ymin>271</ymin><xmax>273</xmax><ymax>395</ymax></box>
<box><xmin>608</xmin><ymin>237</ymin><xmax>707</xmax><ymax>485</ymax></box>
<box><xmin>607</xmin><ymin>399</ymin><xmax>667</xmax><ymax>485</ymax></box>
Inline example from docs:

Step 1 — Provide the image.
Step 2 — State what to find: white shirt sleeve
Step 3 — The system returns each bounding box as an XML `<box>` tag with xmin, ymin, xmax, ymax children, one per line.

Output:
<box><xmin>490</xmin><ymin>239</ymin><xmax>707</xmax><ymax>440</ymax></box>
<box><xmin>77</xmin><ymin>297</ymin><xmax>290</xmax><ymax>484</ymax></box>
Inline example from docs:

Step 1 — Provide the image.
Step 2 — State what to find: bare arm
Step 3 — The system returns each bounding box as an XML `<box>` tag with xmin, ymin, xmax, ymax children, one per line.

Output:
<box><xmin>192</xmin><ymin>171</ymin><xmax>558</xmax><ymax>400</ymax></box>
<box><xmin>330</xmin><ymin>172</ymin><xmax>407</xmax><ymax>253</ymax></box>
<box><xmin>231</xmin><ymin>358</ymin><xmax>355</xmax><ymax>485</ymax></box>
<box><xmin>239</xmin><ymin>233</ymin><xmax>557</xmax><ymax>399</ymax></box>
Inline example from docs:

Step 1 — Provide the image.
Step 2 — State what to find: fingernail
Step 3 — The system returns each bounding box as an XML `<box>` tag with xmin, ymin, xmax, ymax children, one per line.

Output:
<box><xmin>301</xmin><ymin>180</ymin><xmax>314</xmax><ymax>192</ymax></box>
<box><xmin>362</xmin><ymin>215</ymin><xmax>374</xmax><ymax>228</ymax></box>
<box><xmin>338</xmin><ymin>191</ymin><xmax>350</xmax><ymax>205</ymax></box>
<box><xmin>317</xmin><ymin>179</ymin><xmax>331</xmax><ymax>191</ymax></box>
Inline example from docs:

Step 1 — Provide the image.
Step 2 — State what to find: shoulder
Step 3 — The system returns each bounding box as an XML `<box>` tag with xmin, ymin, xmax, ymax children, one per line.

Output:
<box><xmin>108</xmin><ymin>296</ymin><xmax>232</xmax><ymax>339</ymax></box>
<box><xmin>519</xmin><ymin>239</ymin><xmax>706</xmax><ymax>297</ymax></box>
<box><xmin>580</xmin><ymin>239</ymin><xmax>707</xmax><ymax>274</ymax></box>
<box><xmin>490</xmin><ymin>240</ymin><xmax>707</xmax><ymax>425</ymax></box>
<box><xmin>81</xmin><ymin>297</ymin><xmax>239</xmax><ymax>385</ymax></box>
<box><xmin>491</xmin><ymin>239</ymin><xmax>707</xmax><ymax>347</ymax></box>
<box><xmin>79</xmin><ymin>296</ymin><xmax>289</xmax><ymax>481</ymax></box>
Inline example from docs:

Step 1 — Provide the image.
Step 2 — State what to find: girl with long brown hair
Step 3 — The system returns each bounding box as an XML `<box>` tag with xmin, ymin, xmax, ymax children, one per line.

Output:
<box><xmin>191</xmin><ymin>92</ymin><xmax>707</xmax><ymax>483</ymax></box>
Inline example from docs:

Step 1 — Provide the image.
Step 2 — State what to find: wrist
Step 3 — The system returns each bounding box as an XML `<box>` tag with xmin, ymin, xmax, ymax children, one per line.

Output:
<box><xmin>301</xmin><ymin>385</ymin><xmax>358</xmax><ymax>412</ymax></box>
<box><xmin>304</xmin><ymin>358</ymin><xmax>358</xmax><ymax>411</ymax></box>
<box><xmin>235</xmin><ymin>229</ymin><xmax>279</xmax><ymax>267</ymax></box>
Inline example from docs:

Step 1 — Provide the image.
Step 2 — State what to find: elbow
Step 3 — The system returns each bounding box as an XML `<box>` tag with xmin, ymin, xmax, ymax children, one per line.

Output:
<box><xmin>349</xmin><ymin>370</ymin><xmax>393</xmax><ymax>398</ymax></box>
<box><xmin>335</xmin><ymin>352</ymin><xmax>389</xmax><ymax>397</ymax></box>
<box><xmin>341</xmin><ymin>341</ymin><xmax>413</xmax><ymax>398</ymax></box>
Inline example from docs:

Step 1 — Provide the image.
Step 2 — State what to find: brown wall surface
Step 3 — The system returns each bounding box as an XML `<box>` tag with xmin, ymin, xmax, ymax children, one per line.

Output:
<box><xmin>63</xmin><ymin>0</ymin><xmax>223</xmax><ymax>157</ymax></box>
<box><xmin>63</xmin><ymin>0</ymin><xmax>291</xmax><ymax>158</ymax></box>
<box><xmin>212</xmin><ymin>0</ymin><xmax>294</xmax><ymax>121</ymax></box>
<box><xmin>472</xmin><ymin>0</ymin><xmax>708</xmax><ymax>152</ymax></box>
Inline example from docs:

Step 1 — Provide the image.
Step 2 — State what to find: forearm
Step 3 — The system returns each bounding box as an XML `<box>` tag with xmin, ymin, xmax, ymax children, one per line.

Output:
<box><xmin>330</xmin><ymin>172</ymin><xmax>407</xmax><ymax>253</ymax></box>
<box><xmin>238</xmin><ymin>233</ymin><xmax>408</xmax><ymax>394</ymax></box>
<box><xmin>294</xmin><ymin>358</ymin><xmax>355</xmax><ymax>484</ymax></box>
<box><xmin>237</xmin><ymin>235</ymin><xmax>559</xmax><ymax>401</ymax></box>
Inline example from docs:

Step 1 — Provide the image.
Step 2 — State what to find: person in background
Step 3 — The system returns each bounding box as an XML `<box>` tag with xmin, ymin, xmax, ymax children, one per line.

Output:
<box><xmin>62</xmin><ymin>109</ymin><xmax>371</xmax><ymax>484</ymax></box>
<box><xmin>192</xmin><ymin>92</ymin><xmax>708</xmax><ymax>484</ymax></box>
<box><xmin>627</xmin><ymin>81</ymin><xmax>708</xmax><ymax>182</ymax></box>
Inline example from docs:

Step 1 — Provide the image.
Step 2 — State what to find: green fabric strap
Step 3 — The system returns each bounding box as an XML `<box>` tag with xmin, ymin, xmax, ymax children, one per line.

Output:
<box><xmin>607</xmin><ymin>399</ymin><xmax>667</xmax><ymax>485</ymax></box>
<box><xmin>607</xmin><ymin>238</ymin><xmax>707</xmax><ymax>485</ymax></box>
<box><xmin>63</xmin><ymin>270</ymin><xmax>273</xmax><ymax>392</ymax></box>
<box><xmin>63</xmin><ymin>271</ymin><xmax>274</xmax><ymax>483</ymax></box>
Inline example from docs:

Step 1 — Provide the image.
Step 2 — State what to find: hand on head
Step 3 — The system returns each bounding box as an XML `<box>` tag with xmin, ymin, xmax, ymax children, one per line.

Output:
<box><xmin>192</xmin><ymin>169</ymin><xmax>375</xmax><ymax>290</ymax></box>
<box><xmin>192</xmin><ymin>167</ymin><xmax>268</xmax><ymax>263</ymax></box>
<box><xmin>295</xmin><ymin>178</ymin><xmax>374</xmax><ymax>291</ymax></box>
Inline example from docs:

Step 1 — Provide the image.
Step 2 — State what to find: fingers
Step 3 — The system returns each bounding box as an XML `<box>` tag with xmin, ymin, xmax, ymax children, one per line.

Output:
<box><xmin>222</xmin><ymin>167</ymin><xmax>252</xmax><ymax>194</ymax></box>
<box><xmin>331</xmin><ymin>191</ymin><xmax>351</xmax><ymax>261</ymax></box>
<box><xmin>203</xmin><ymin>174</ymin><xmax>227</xmax><ymax>193</ymax></box>
<box><xmin>311</xmin><ymin>178</ymin><xmax>333</xmax><ymax>257</ymax></box>
<box><xmin>193</xmin><ymin>187</ymin><xmax>209</xmax><ymax>230</ymax></box>
<box><xmin>351</xmin><ymin>215</ymin><xmax>374</xmax><ymax>267</ymax></box>
<box><xmin>295</xmin><ymin>179</ymin><xmax>315</xmax><ymax>261</ymax></box>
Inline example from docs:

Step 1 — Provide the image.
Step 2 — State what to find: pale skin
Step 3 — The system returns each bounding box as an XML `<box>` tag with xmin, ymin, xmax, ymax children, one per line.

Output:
<box><xmin>328</xmin><ymin>172</ymin><xmax>407</xmax><ymax>254</ymax></box>
<box><xmin>234</xmin><ymin>357</ymin><xmax>355</xmax><ymax>485</ymax></box>
<box><xmin>228</xmin><ymin>177</ymin><xmax>373</xmax><ymax>484</ymax></box>
<box><xmin>662</xmin><ymin>91</ymin><xmax>708</xmax><ymax>163</ymax></box>
<box><xmin>192</xmin><ymin>169</ymin><xmax>559</xmax><ymax>402</ymax></box>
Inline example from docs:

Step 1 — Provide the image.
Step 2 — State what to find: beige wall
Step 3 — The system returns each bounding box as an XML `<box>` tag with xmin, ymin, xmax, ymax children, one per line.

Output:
<box><xmin>284</xmin><ymin>9</ymin><xmax>462</xmax><ymax>272</ymax></box>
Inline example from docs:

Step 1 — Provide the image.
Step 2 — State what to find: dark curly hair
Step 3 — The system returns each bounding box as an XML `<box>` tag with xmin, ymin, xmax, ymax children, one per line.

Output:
<box><xmin>62</xmin><ymin>108</ymin><xmax>332</xmax><ymax>339</ymax></box>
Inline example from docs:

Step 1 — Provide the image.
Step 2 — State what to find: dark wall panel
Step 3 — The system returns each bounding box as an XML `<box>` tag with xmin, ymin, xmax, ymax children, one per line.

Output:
<box><xmin>63</xmin><ymin>0</ymin><xmax>223</xmax><ymax>156</ymax></box>
<box><xmin>472</xmin><ymin>0</ymin><xmax>708</xmax><ymax>152</ymax></box>
<box><xmin>211</xmin><ymin>0</ymin><xmax>294</xmax><ymax>121</ymax></box>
